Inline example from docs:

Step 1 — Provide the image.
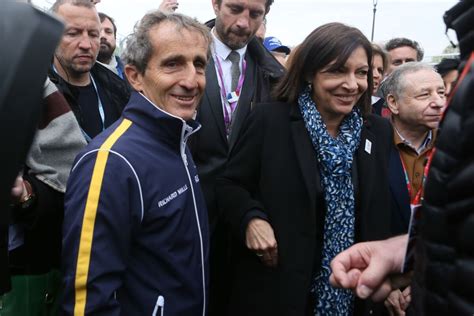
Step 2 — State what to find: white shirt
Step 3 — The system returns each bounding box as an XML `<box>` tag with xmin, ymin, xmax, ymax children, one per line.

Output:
<box><xmin>98</xmin><ymin>56</ymin><xmax>119</xmax><ymax>76</ymax></box>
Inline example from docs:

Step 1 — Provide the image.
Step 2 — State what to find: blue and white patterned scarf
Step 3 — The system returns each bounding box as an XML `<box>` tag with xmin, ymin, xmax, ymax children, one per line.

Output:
<box><xmin>298</xmin><ymin>87</ymin><xmax>363</xmax><ymax>315</ymax></box>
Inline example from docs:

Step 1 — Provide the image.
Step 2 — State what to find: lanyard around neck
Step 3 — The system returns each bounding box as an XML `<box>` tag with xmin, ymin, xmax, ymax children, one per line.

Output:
<box><xmin>79</xmin><ymin>75</ymin><xmax>105</xmax><ymax>142</ymax></box>
<box><xmin>214</xmin><ymin>51</ymin><xmax>247</xmax><ymax>135</ymax></box>
<box><xmin>52</xmin><ymin>65</ymin><xmax>105</xmax><ymax>142</ymax></box>
<box><xmin>398</xmin><ymin>148</ymin><xmax>433</xmax><ymax>205</ymax></box>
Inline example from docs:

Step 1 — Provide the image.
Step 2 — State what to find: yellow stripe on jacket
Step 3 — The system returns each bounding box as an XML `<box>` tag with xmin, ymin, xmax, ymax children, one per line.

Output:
<box><xmin>74</xmin><ymin>119</ymin><xmax>132</xmax><ymax>316</ymax></box>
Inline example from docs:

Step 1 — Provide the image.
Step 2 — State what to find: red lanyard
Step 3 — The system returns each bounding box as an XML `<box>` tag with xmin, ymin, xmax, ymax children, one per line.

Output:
<box><xmin>399</xmin><ymin>148</ymin><xmax>433</xmax><ymax>205</ymax></box>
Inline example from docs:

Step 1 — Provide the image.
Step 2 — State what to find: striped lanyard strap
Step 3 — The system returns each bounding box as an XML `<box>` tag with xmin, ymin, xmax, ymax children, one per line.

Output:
<box><xmin>399</xmin><ymin>147</ymin><xmax>433</xmax><ymax>205</ymax></box>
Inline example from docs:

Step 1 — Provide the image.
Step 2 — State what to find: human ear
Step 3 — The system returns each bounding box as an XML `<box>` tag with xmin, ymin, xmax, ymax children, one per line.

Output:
<box><xmin>124</xmin><ymin>65</ymin><xmax>144</xmax><ymax>92</ymax></box>
<box><xmin>386</xmin><ymin>94</ymin><xmax>399</xmax><ymax>115</ymax></box>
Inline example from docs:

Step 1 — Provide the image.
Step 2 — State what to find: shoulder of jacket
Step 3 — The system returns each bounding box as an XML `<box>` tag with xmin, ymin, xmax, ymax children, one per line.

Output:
<box><xmin>248</xmin><ymin>39</ymin><xmax>286</xmax><ymax>79</ymax></box>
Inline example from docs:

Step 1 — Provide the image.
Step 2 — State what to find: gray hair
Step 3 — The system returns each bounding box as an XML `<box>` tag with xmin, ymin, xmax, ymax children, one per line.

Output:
<box><xmin>385</xmin><ymin>37</ymin><xmax>424</xmax><ymax>61</ymax></box>
<box><xmin>122</xmin><ymin>11</ymin><xmax>212</xmax><ymax>75</ymax></box>
<box><xmin>382</xmin><ymin>62</ymin><xmax>437</xmax><ymax>99</ymax></box>
<box><xmin>50</xmin><ymin>0</ymin><xmax>95</xmax><ymax>13</ymax></box>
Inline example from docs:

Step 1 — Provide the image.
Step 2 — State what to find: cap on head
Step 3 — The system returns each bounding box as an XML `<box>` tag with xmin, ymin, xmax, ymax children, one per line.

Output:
<box><xmin>263</xmin><ymin>36</ymin><xmax>290</xmax><ymax>54</ymax></box>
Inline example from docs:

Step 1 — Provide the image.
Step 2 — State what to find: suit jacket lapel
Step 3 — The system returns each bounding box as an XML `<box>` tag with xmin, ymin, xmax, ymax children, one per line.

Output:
<box><xmin>203</xmin><ymin>58</ymin><xmax>227</xmax><ymax>143</ymax></box>
<box><xmin>389</xmin><ymin>144</ymin><xmax>411</xmax><ymax>223</ymax></box>
<box><xmin>357</xmin><ymin>124</ymin><xmax>376</xmax><ymax>214</ymax></box>
<box><xmin>228</xmin><ymin>53</ymin><xmax>256</xmax><ymax>151</ymax></box>
<box><xmin>290</xmin><ymin>105</ymin><xmax>322</xmax><ymax>211</ymax></box>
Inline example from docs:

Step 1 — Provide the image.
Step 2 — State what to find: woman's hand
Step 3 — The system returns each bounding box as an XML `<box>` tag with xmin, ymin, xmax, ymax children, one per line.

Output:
<box><xmin>245</xmin><ymin>218</ymin><xmax>278</xmax><ymax>268</ymax></box>
<box><xmin>384</xmin><ymin>286</ymin><xmax>411</xmax><ymax>316</ymax></box>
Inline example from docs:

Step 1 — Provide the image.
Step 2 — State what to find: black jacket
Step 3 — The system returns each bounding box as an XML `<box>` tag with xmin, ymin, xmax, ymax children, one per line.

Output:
<box><xmin>9</xmin><ymin>63</ymin><xmax>130</xmax><ymax>275</ymax></box>
<box><xmin>217</xmin><ymin>102</ymin><xmax>395</xmax><ymax>316</ymax></box>
<box><xmin>188</xmin><ymin>20</ymin><xmax>285</xmax><ymax>315</ymax></box>
<box><xmin>411</xmin><ymin>2</ymin><xmax>474</xmax><ymax>314</ymax></box>
<box><xmin>413</xmin><ymin>50</ymin><xmax>474</xmax><ymax>316</ymax></box>
<box><xmin>189</xmin><ymin>20</ymin><xmax>285</xmax><ymax>231</ymax></box>
<box><xmin>48</xmin><ymin>62</ymin><xmax>130</xmax><ymax>134</ymax></box>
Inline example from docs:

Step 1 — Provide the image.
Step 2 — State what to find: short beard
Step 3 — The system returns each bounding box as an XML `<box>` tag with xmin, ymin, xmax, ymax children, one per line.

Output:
<box><xmin>97</xmin><ymin>46</ymin><xmax>115</xmax><ymax>63</ymax></box>
<box><xmin>56</xmin><ymin>60</ymin><xmax>93</xmax><ymax>83</ymax></box>
<box><xmin>65</xmin><ymin>61</ymin><xmax>94</xmax><ymax>79</ymax></box>
<box><xmin>214</xmin><ymin>19</ymin><xmax>251</xmax><ymax>50</ymax></box>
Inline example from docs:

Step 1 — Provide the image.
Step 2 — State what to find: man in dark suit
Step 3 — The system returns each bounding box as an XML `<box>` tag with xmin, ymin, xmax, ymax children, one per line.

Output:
<box><xmin>383</xmin><ymin>62</ymin><xmax>446</xmax><ymax>235</ymax></box>
<box><xmin>188</xmin><ymin>0</ymin><xmax>284</xmax><ymax>313</ymax></box>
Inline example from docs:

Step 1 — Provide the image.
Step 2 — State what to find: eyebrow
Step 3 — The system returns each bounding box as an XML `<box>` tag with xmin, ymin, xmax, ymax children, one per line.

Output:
<box><xmin>194</xmin><ymin>55</ymin><xmax>208</xmax><ymax>65</ymax></box>
<box><xmin>161</xmin><ymin>54</ymin><xmax>185</xmax><ymax>65</ymax></box>
<box><xmin>160</xmin><ymin>54</ymin><xmax>208</xmax><ymax>65</ymax></box>
<box><xmin>415</xmin><ymin>85</ymin><xmax>445</xmax><ymax>93</ymax></box>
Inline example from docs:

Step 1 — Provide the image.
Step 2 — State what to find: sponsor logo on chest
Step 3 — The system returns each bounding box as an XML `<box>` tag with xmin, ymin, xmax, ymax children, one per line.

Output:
<box><xmin>158</xmin><ymin>184</ymin><xmax>188</xmax><ymax>208</ymax></box>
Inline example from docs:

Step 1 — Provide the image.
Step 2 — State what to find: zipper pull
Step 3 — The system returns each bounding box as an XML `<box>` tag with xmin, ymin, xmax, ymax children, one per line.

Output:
<box><xmin>152</xmin><ymin>295</ymin><xmax>165</xmax><ymax>316</ymax></box>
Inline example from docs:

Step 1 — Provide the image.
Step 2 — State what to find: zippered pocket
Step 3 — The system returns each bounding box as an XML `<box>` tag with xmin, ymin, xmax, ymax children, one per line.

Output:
<box><xmin>151</xmin><ymin>295</ymin><xmax>165</xmax><ymax>316</ymax></box>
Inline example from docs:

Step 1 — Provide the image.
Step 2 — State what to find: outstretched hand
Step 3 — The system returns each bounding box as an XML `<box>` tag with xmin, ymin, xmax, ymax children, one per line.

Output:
<box><xmin>329</xmin><ymin>234</ymin><xmax>409</xmax><ymax>301</ymax></box>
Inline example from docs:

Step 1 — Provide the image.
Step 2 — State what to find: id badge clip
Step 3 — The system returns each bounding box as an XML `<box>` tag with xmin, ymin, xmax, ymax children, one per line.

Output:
<box><xmin>227</xmin><ymin>91</ymin><xmax>240</xmax><ymax>104</ymax></box>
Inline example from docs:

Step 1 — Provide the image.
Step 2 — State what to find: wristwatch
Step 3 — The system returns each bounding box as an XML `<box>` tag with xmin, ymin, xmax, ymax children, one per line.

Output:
<box><xmin>19</xmin><ymin>180</ymin><xmax>36</xmax><ymax>209</ymax></box>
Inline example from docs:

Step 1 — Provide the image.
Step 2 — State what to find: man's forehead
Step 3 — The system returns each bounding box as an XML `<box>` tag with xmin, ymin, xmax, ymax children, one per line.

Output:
<box><xmin>101</xmin><ymin>18</ymin><xmax>114</xmax><ymax>29</ymax></box>
<box><xmin>151</xmin><ymin>22</ymin><xmax>204</xmax><ymax>42</ymax></box>
<box><xmin>57</xmin><ymin>3</ymin><xmax>100</xmax><ymax>26</ymax></box>
<box><xmin>405</xmin><ymin>70</ymin><xmax>444</xmax><ymax>90</ymax></box>
<box><xmin>222</xmin><ymin>0</ymin><xmax>266</xmax><ymax>9</ymax></box>
<box><xmin>150</xmin><ymin>22</ymin><xmax>209</xmax><ymax>54</ymax></box>
<box><xmin>389</xmin><ymin>46</ymin><xmax>417</xmax><ymax>57</ymax></box>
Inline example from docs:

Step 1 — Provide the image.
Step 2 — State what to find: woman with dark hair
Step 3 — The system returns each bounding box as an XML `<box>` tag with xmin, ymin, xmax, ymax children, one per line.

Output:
<box><xmin>217</xmin><ymin>22</ymin><xmax>394</xmax><ymax>316</ymax></box>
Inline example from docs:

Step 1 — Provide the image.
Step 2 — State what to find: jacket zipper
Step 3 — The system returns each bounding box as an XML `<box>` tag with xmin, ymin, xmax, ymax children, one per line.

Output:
<box><xmin>152</xmin><ymin>295</ymin><xmax>164</xmax><ymax>316</ymax></box>
<box><xmin>180</xmin><ymin>124</ymin><xmax>206</xmax><ymax>316</ymax></box>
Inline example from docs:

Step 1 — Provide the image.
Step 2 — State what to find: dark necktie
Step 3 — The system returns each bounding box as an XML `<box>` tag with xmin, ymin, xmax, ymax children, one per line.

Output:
<box><xmin>227</xmin><ymin>51</ymin><xmax>240</xmax><ymax>92</ymax></box>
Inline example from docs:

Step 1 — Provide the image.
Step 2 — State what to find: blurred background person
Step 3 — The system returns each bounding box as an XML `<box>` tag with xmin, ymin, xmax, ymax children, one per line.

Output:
<box><xmin>385</xmin><ymin>37</ymin><xmax>424</xmax><ymax>75</ymax></box>
<box><xmin>371</xmin><ymin>43</ymin><xmax>388</xmax><ymax>115</ymax></box>
<box><xmin>218</xmin><ymin>22</ymin><xmax>395</xmax><ymax>316</ymax></box>
<box><xmin>97</xmin><ymin>12</ymin><xmax>125</xmax><ymax>79</ymax></box>
<box><xmin>435</xmin><ymin>57</ymin><xmax>459</xmax><ymax>98</ymax></box>
<box><xmin>263</xmin><ymin>36</ymin><xmax>291</xmax><ymax>68</ymax></box>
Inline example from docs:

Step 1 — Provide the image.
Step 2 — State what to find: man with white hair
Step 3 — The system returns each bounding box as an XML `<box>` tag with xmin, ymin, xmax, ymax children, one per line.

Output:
<box><xmin>384</xmin><ymin>62</ymin><xmax>446</xmax><ymax>236</ymax></box>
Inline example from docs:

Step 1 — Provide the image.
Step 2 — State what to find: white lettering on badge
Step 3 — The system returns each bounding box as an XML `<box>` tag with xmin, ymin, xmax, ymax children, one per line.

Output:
<box><xmin>158</xmin><ymin>184</ymin><xmax>188</xmax><ymax>208</ymax></box>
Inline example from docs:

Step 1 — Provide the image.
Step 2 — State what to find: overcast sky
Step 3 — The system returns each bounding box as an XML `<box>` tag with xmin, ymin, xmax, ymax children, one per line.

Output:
<box><xmin>32</xmin><ymin>0</ymin><xmax>459</xmax><ymax>59</ymax></box>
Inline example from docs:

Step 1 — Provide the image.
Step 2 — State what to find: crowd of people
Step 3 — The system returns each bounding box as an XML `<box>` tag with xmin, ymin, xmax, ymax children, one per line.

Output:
<box><xmin>2</xmin><ymin>0</ymin><xmax>472</xmax><ymax>315</ymax></box>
